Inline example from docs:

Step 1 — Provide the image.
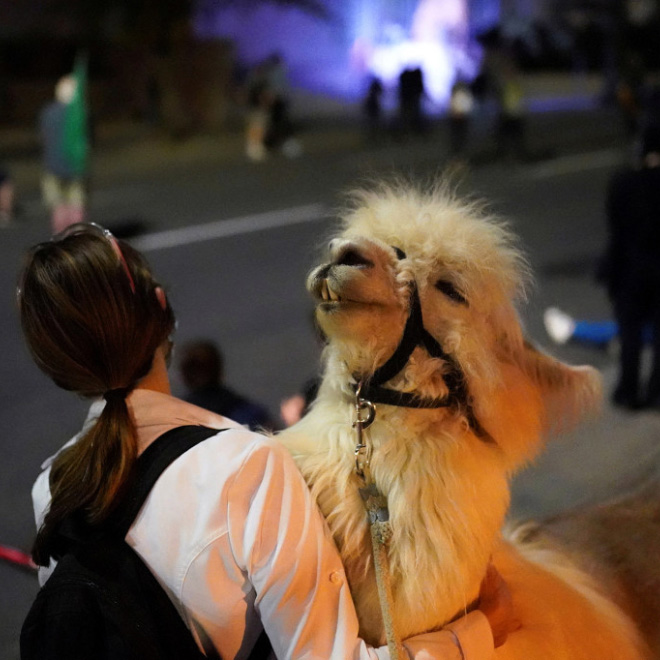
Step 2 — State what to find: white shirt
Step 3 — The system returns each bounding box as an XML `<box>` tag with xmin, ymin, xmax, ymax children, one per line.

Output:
<box><xmin>32</xmin><ymin>389</ymin><xmax>493</xmax><ymax>660</ymax></box>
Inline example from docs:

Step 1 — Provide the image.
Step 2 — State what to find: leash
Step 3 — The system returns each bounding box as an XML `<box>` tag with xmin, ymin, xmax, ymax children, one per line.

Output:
<box><xmin>353</xmin><ymin>382</ymin><xmax>406</xmax><ymax>659</ymax></box>
<box><xmin>348</xmin><ymin>248</ymin><xmax>496</xmax><ymax>656</ymax></box>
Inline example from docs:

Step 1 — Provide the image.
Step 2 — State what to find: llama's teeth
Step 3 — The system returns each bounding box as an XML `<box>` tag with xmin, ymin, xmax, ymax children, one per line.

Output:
<box><xmin>321</xmin><ymin>280</ymin><xmax>329</xmax><ymax>301</ymax></box>
<box><xmin>328</xmin><ymin>286</ymin><xmax>339</xmax><ymax>302</ymax></box>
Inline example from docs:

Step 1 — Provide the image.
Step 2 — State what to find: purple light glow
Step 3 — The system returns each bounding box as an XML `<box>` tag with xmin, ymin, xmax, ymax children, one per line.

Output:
<box><xmin>193</xmin><ymin>0</ymin><xmax>490</xmax><ymax>106</ymax></box>
<box><xmin>357</xmin><ymin>0</ymin><xmax>480</xmax><ymax>107</ymax></box>
<box><xmin>193</xmin><ymin>3</ymin><xmax>357</xmax><ymax>96</ymax></box>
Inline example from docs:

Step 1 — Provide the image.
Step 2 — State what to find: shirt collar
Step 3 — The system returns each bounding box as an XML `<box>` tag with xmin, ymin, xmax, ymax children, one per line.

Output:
<box><xmin>40</xmin><ymin>389</ymin><xmax>242</xmax><ymax>470</ymax></box>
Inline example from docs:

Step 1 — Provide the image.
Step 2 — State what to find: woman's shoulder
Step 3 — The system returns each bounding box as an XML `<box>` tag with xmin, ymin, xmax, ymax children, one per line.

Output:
<box><xmin>164</xmin><ymin>424</ymin><xmax>289</xmax><ymax>480</ymax></box>
<box><xmin>186</xmin><ymin>426</ymin><xmax>289</xmax><ymax>472</ymax></box>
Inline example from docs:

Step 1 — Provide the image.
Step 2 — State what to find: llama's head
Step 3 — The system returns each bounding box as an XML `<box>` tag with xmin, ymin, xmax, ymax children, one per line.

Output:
<box><xmin>307</xmin><ymin>182</ymin><xmax>601</xmax><ymax>470</ymax></box>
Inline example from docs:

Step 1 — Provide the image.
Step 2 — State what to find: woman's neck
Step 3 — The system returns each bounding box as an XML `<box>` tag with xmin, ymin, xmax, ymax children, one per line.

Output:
<box><xmin>135</xmin><ymin>345</ymin><xmax>172</xmax><ymax>395</ymax></box>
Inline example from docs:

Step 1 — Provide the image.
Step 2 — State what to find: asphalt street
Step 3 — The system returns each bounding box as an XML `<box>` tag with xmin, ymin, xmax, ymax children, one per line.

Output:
<box><xmin>1</xmin><ymin>102</ymin><xmax>660</xmax><ymax>659</ymax></box>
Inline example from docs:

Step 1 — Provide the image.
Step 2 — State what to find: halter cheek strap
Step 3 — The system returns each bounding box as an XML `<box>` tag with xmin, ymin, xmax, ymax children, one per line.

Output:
<box><xmin>355</xmin><ymin>274</ymin><xmax>493</xmax><ymax>442</ymax></box>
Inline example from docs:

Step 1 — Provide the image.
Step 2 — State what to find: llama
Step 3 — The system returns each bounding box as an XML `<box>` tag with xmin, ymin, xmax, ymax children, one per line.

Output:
<box><xmin>278</xmin><ymin>182</ymin><xmax>660</xmax><ymax>659</ymax></box>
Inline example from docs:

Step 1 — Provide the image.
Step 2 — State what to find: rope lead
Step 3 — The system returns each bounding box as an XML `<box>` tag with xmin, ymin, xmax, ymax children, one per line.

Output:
<box><xmin>353</xmin><ymin>383</ymin><xmax>405</xmax><ymax>659</ymax></box>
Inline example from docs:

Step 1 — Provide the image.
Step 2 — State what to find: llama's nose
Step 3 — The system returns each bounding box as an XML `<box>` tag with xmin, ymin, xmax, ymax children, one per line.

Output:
<box><xmin>329</xmin><ymin>238</ymin><xmax>342</xmax><ymax>253</ymax></box>
<box><xmin>334</xmin><ymin>242</ymin><xmax>374</xmax><ymax>269</ymax></box>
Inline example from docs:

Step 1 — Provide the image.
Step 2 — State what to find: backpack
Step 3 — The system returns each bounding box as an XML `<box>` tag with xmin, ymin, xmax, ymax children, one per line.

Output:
<box><xmin>21</xmin><ymin>425</ymin><xmax>273</xmax><ymax>660</ymax></box>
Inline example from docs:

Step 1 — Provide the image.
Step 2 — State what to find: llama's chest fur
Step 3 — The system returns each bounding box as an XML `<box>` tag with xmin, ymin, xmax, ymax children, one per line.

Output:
<box><xmin>280</xmin><ymin>399</ymin><xmax>509</xmax><ymax>640</ymax></box>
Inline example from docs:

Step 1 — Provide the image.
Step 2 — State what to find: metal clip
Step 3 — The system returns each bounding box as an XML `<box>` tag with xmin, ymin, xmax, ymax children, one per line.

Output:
<box><xmin>353</xmin><ymin>381</ymin><xmax>376</xmax><ymax>481</ymax></box>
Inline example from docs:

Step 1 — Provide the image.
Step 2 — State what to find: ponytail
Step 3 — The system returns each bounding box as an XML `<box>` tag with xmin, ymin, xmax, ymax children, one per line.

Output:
<box><xmin>33</xmin><ymin>395</ymin><xmax>139</xmax><ymax>565</ymax></box>
<box><xmin>19</xmin><ymin>226</ymin><xmax>175</xmax><ymax>565</ymax></box>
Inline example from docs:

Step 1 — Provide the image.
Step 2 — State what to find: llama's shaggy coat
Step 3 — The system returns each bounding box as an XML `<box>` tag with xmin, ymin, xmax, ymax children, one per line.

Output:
<box><xmin>278</xmin><ymin>183</ymin><xmax>659</xmax><ymax>659</ymax></box>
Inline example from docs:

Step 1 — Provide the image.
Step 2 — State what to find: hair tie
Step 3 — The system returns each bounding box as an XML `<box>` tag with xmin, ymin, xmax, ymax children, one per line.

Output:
<box><xmin>103</xmin><ymin>387</ymin><xmax>130</xmax><ymax>403</ymax></box>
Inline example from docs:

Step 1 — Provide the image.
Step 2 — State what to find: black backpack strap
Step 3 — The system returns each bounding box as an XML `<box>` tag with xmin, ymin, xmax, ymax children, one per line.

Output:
<box><xmin>114</xmin><ymin>425</ymin><xmax>225</xmax><ymax>538</ymax></box>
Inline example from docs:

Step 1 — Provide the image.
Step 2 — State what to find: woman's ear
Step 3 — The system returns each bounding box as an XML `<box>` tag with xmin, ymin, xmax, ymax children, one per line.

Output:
<box><xmin>155</xmin><ymin>286</ymin><xmax>167</xmax><ymax>311</ymax></box>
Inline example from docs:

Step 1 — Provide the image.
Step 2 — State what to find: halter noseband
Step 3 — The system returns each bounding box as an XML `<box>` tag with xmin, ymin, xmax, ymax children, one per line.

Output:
<box><xmin>354</xmin><ymin>249</ymin><xmax>493</xmax><ymax>442</ymax></box>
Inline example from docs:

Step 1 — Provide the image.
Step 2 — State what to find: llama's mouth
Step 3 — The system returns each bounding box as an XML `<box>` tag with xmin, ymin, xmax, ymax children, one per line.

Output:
<box><xmin>315</xmin><ymin>277</ymin><xmax>370</xmax><ymax>311</ymax></box>
<box><xmin>319</xmin><ymin>278</ymin><xmax>342</xmax><ymax>303</ymax></box>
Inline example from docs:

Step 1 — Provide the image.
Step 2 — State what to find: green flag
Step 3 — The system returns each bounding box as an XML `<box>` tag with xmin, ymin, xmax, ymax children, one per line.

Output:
<box><xmin>63</xmin><ymin>54</ymin><xmax>89</xmax><ymax>177</ymax></box>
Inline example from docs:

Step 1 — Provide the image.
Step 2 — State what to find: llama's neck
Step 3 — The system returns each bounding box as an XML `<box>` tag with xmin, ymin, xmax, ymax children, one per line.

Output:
<box><xmin>289</xmin><ymin>389</ymin><xmax>510</xmax><ymax>629</ymax></box>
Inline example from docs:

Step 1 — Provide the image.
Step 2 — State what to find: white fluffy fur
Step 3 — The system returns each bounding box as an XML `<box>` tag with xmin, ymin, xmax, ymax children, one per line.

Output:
<box><xmin>278</xmin><ymin>182</ymin><xmax>651</xmax><ymax>658</ymax></box>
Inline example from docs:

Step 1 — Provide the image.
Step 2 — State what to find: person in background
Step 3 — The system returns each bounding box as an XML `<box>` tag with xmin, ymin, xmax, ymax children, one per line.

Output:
<box><xmin>598</xmin><ymin>124</ymin><xmax>660</xmax><ymax>409</ymax></box>
<box><xmin>0</xmin><ymin>164</ymin><xmax>14</xmax><ymax>226</ymax></box>
<box><xmin>363</xmin><ymin>76</ymin><xmax>384</xmax><ymax>144</ymax></box>
<box><xmin>262</xmin><ymin>53</ymin><xmax>296</xmax><ymax>155</ymax></box>
<box><xmin>494</xmin><ymin>52</ymin><xmax>526</xmax><ymax>162</ymax></box>
<box><xmin>398</xmin><ymin>67</ymin><xmax>426</xmax><ymax>136</ymax></box>
<box><xmin>20</xmin><ymin>223</ymin><xmax>517</xmax><ymax>659</ymax></box>
<box><xmin>39</xmin><ymin>70</ymin><xmax>89</xmax><ymax>233</ymax></box>
<box><xmin>244</xmin><ymin>61</ymin><xmax>271</xmax><ymax>162</ymax></box>
<box><xmin>178</xmin><ymin>339</ymin><xmax>275</xmax><ymax>431</ymax></box>
<box><xmin>279</xmin><ymin>375</ymin><xmax>320</xmax><ymax>427</ymax></box>
<box><xmin>448</xmin><ymin>79</ymin><xmax>474</xmax><ymax>161</ymax></box>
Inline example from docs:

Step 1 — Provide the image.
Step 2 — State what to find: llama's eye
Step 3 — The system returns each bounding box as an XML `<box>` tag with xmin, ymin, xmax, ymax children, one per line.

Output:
<box><xmin>392</xmin><ymin>246</ymin><xmax>406</xmax><ymax>260</ymax></box>
<box><xmin>435</xmin><ymin>279</ymin><xmax>468</xmax><ymax>305</ymax></box>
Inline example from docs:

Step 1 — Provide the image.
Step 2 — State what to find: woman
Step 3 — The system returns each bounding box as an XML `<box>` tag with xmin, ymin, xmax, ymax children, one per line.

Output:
<box><xmin>19</xmin><ymin>223</ymin><xmax>512</xmax><ymax>659</ymax></box>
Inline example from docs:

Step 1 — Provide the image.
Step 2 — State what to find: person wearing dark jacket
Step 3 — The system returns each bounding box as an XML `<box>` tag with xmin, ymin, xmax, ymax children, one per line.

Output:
<box><xmin>178</xmin><ymin>339</ymin><xmax>275</xmax><ymax>430</ymax></box>
<box><xmin>599</xmin><ymin>125</ymin><xmax>660</xmax><ymax>409</ymax></box>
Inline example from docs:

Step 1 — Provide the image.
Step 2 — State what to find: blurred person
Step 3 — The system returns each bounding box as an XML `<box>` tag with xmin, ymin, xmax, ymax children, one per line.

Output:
<box><xmin>39</xmin><ymin>67</ymin><xmax>89</xmax><ymax>234</ymax></box>
<box><xmin>616</xmin><ymin>50</ymin><xmax>646</xmax><ymax>137</ymax></box>
<box><xmin>448</xmin><ymin>79</ymin><xmax>474</xmax><ymax>161</ymax></box>
<box><xmin>642</xmin><ymin>79</ymin><xmax>660</xmax><ymax>129</ymax></box>
<box><xmin>0</xmin><ymin>164</ymin><xmax>14</xmax><ymax>226</ymax></box>
<box><xmin>244</xmin><ymin>61</ymin><xmax>271</xmax><ymax>162</ymax></box>
<box><xmin>398</xmin><ymin>67</ymin><xmax>426</xmax><ymax>136</ymax></box>
<box><xmin>598</xmin><ymin>124</ymin><xmax>660</xmax><ymax>409</ymax></box>
<box><xmin>178</xmin><ymin>339</ymin><xmax>274</xmax><ymax>431</ymax></box>
<box><xmin>280</xmin><ymin>376</ymin><xmax>320</xmax><ymax>427</ymax></box>
<box><xmin>262</xmin><ymin>53</ymin><xmax>299</xmax><ymax>157</ymax></box>
<box><xmin>20</xmin><ymin>222</ymin><xmax>514</xmax><ymax>659</ymax></box>
<box><xmin>363</xmin><ymin>76</ymin><xmax>384</xmax><ymax>143</ymax></box>
<box><xmin>494</xmin><ymin>54</ymin><xmax>526</xmax><ymax>162</ymax></box>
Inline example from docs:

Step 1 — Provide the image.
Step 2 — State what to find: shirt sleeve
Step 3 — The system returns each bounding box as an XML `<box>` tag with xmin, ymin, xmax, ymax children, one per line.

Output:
<box><xmin>227</xmin><ymin>440</ymin><xmax>494</xmax><ymax>660</ymax></box>
<box><xmin>404</xmin><ymin>612</ymin><xmax>495</xmax><ymax>660</ymax></box>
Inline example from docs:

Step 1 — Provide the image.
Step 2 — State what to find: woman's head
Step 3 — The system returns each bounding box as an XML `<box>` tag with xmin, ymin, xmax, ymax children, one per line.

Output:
<box><xmin>18</xmin><ymin>224</ymin><xmax>176</xmax><ymax>563</ymax></box>
<box><xmin>19</xmin><ymin>223</ymin><xmax>175</xmax><ymax>399</ymax></box>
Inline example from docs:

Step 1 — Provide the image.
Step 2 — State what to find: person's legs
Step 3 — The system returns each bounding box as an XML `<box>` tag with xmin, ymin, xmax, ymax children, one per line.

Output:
<box><xmin>643</xmin><ymin>287</ymin><xmax>660</xmax><ymax>406</ymax></box>
<box><xmin>42</xmin><ymin>173</ymin><xmax>67</xmax><ymax>234</ymax></box>
<box><xmin>0</xmin><ymin>178</ymin><xmax>14</xmax><ymax>225</ymax></box>
<box><xmin>614</xmin><ymin>293</ymin><xmax>645</xmax><ymax>407</ymax></box>
<box><xmin>50</xmin><ymin>180</ymin><xmax>85</xmax><ymax>234</ymax></box>
<box><xmin>66</xmin><ymin>179</ymin><xmax>86</xmax><ymax>226</ymax></box>
<box><xmin>41</xmin><ymin>173</ymin><xmax>60</xmax><ymax>208</ymax></box>
<box><xmin>246</xmin><ymin>109</ymin><xmax>268</xmax><ymax>161</ymax></box>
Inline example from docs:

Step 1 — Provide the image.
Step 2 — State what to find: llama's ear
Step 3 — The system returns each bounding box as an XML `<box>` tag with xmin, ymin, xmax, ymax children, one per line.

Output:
<box><xmin>516</xmin><ymin>339</ymin><xmax>602</xmax><ymax>430</ymax></box>
<box><xmin>488</xmin><ymin>304</ymin><xmax>601</xmax><ymax>434</ymax></box>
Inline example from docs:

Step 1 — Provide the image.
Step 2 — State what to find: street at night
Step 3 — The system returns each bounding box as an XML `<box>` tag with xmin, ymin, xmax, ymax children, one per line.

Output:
<box><xmin>2</xmin><ymin>92</ymin><xmax>660</xmax><ymax>657</ymax></box>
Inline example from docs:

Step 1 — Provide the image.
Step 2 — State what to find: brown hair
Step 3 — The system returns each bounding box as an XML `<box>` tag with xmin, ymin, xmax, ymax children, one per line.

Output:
<box><xmin>18</xmin><ymin>226</ymin><xmax>175</xmax><ymax>565</ymax></box>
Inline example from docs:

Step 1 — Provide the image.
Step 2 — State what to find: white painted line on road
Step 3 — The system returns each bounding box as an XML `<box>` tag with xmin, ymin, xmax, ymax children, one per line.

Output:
<box><xmin>525</xmin><ymin>148</ymin><xmax>624</xmax><ymax>179</ymax></box>
<box><xmin>131</xmin><ymin>203</ymin><xmax>328</xmax><ymax>252</ymax></box>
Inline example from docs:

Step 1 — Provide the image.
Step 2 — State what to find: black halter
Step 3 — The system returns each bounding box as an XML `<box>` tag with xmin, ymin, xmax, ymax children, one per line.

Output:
<box><xmin>355</xmin><ymin>252</ymin><xmax>493</xmax><ymax>442</ymax></box>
